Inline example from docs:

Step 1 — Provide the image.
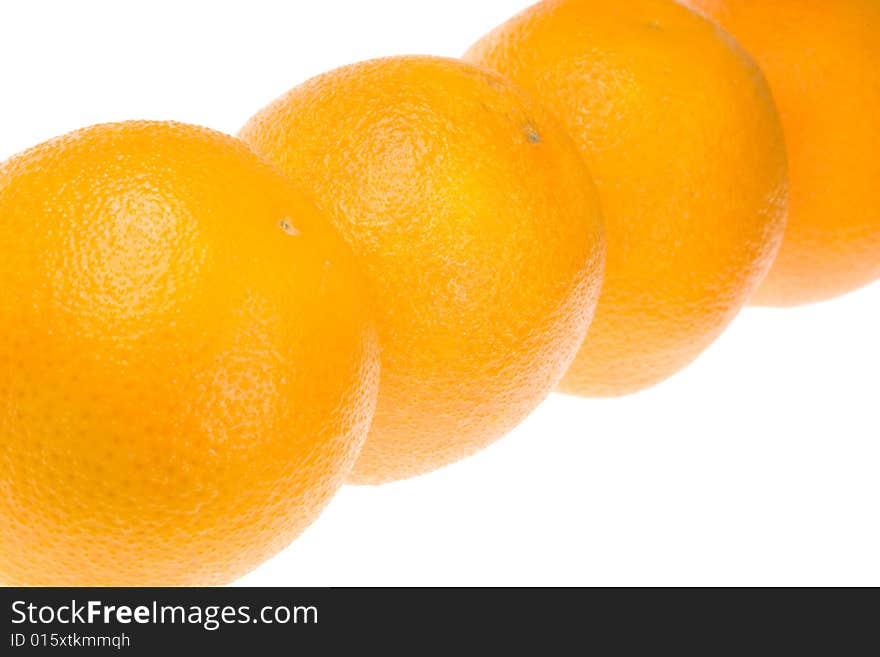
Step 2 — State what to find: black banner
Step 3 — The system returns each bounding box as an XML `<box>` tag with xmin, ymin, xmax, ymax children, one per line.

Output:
<box><xmin>0</xmin><ymin>587</ymin><xmax>871</xmax><ymax>653</ymax></box>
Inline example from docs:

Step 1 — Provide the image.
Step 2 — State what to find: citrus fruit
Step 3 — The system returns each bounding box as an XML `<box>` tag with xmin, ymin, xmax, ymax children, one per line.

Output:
<box><xmin>240</xmin><ymin>56</ymin><xmax>605</xmax><ymax>484</ymax></box>
<box><xmin>465</xmin><ymin>0</ymin><xmax>789</xmax><ymax>396</ymax></box>
<box><xmin>0</xmin><ymin>121</ymin><xmax>380</xmax><ymax>585</ymax></box>
<box><xmin>682</xmin><ymin>0</ymin><xmax>880</xmax><ymax>306</ymax></box>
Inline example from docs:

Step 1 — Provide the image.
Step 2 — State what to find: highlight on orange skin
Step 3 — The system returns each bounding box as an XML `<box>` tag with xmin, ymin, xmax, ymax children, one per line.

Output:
<box><xmin>0</xmin><ymin>121</ymin><xmax>380</xmax><ymax>585</ymax></box>
<box><xmin>241</xmin><ymin>55</ymin><xmax>606</xmax><ymax>483</ymax></box>
<box><xmin>465</xmin><ymin>0</ymin><xmax>789</xmax><ymax>396</ymax></box>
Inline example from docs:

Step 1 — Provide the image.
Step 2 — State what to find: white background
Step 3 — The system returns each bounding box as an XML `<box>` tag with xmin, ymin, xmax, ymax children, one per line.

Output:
<box><xmin>1</xmin><ymin>0</ymin><xmax>878</xmax><ymax>587</ymax></box>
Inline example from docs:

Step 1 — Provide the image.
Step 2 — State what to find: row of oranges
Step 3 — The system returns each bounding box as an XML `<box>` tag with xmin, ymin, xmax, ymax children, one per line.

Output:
<box><xmin>1</xmin><ymin>0</ymin><xmax>878</xmax><ymax>585</ymax></box>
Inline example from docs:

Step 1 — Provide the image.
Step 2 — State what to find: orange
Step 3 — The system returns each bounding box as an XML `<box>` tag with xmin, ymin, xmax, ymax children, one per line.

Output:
<box><xmin>0</xmin><ymin>121</ymin><xmax>380</xmax><ymax>585</ymax></box>
<box><xmin>241</xmin><ymin>56</ymin><xmax>605</xmax><ymax>484</ymax></box>
<box><xmin>465</xmin><ymin>0</ymin><xmax>789</xmax><ymax>396</ymax></box>
<box><xmin>682</xmin><ymin>0</ymin><xmax>880</xmax><ymax>306</ymax></box>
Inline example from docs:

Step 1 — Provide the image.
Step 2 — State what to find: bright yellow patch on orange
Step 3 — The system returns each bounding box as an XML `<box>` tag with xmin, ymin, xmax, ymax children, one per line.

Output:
<box><xmin>0</xmin><ymin>121</ymin><xmax>380</xmax><ymax>585</ymax></box>
<box><xmin>241</xmin><ymin>56</ymin><xmax>605</xmax><ymax>484</ymax></box>
<box><xmin>466</xmin><ymin>0</ymin><xmax>789</xmax><ymax>396</ymax></box>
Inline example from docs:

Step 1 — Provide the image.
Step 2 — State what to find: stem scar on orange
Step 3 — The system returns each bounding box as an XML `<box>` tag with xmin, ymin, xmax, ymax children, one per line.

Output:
<box><xmin>466</xmin><ymin>0</ymin><xmax>789</xmax><ymax>396</ymax></box>
<box><xmin>0</xmin><ymin>121</ymin><xmax>380</xmax><ymax>586</ymax></box>
<box><xmin>241</xmin><ymin>56</ymin><xmax>605</xmax><ymax>484</ymax></box>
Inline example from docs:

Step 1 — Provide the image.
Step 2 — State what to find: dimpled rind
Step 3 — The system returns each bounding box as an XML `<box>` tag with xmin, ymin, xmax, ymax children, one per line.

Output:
<box><xmin>466</xmin><ymin>0</ymin><xmax>789</xmax><ymax>396</ymax></box>
<box><xmin>684</xmin><ymin>0</ymin><xmax>880</xmax><ymax>306</ymax></box>
<box><xmin>241</xmin><ymin>56</ymin><xmax>605</xmax><ymax>484</ymax></box>
<box><xmin>0</xmin><ymin>121</ymin><xmax>380</xmax><ymax>585</ymax></box>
